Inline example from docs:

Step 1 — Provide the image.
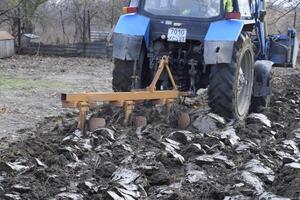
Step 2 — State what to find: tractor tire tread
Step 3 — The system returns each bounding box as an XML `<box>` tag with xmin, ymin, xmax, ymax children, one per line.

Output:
<box><xmin>208</xmin><ymin>32</ymin><xmax>254</xmax><ymax>120</ymax></box>
<box><xmin>112</xmin><ymin>59</ymin><xmax>133</xmax><ymax>92</ymax></box>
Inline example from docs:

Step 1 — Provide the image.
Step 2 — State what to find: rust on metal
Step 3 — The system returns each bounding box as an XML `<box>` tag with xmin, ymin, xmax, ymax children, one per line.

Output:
<box><xmin>178</xmin><ymin>112</ymin><xmax>191</xmax><ymax>129</ymax></box>
<box><xmin>134</xmin><ymin>116</ymin><xmax>147</xmax><ymax>128</ymax></box>
<box><xmin>61</xmin><ymin>56</ymin><xmax>186</xmax><ymax>135</ymax></box>
<box><xmin>89</xmin><ymin>118</ymin><xmax>106</xmax><ymax>131</ymax></box>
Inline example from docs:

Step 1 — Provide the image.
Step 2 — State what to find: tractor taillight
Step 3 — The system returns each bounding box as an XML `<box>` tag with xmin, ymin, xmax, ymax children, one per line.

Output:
<box><xmin>122</xmin><ymin>7</ymin><xmax>138</xmax><ymax>14</ymax></box>
<box><xmin>225</xmin><ymin>12</ymin><xmax>241</xmax><ymax>19</ymax></box>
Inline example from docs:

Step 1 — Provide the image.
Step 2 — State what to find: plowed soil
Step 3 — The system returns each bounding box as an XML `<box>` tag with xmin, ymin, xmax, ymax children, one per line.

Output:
<box><xmin>0</xmin><ymin>56</ymin><xmax>299</xmax><ymax>200</ymax></box>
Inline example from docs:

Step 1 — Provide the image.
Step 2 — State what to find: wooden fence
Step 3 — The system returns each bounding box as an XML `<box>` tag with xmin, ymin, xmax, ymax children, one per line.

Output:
<box><xmin>20</xmin><ymin>41</ymin><xmax>112</xmax><ymax>58</ymax></box>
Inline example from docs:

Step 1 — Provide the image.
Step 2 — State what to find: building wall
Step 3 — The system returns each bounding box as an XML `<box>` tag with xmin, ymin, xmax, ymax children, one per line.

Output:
<box><xmin>0</xmin><ymin>40</ymin><xmax>15</xmax><ymax>59</ymax></box>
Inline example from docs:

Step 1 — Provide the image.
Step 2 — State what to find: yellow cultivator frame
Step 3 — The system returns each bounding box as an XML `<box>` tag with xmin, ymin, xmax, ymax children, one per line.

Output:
<box><xmin>61</xmin><ymin>56</ymin><xmax>187</xmax><ymax>134</ymax></box>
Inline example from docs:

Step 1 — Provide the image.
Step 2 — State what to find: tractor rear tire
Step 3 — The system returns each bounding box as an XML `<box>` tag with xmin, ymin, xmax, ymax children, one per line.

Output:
<box><xmin>208</xmin><ymin>33</ymin><xmax>254</xmax><ymax>120</ymax></box>
<box><xmin>112</xmin><ymin>49</ymin><xmax>150</xmax><ymax>92</ymax></box>
<box><xmin>112</xmin><ymin>59</ymin><xmax>134</xmax><ymax>92</ymax></box>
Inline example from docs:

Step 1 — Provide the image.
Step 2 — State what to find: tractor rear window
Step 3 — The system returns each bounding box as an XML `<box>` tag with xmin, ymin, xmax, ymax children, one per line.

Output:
<box><xmin>144</xmin><ymin>0</ymin><xmax>221</xmax><ymax>18</ymax></box>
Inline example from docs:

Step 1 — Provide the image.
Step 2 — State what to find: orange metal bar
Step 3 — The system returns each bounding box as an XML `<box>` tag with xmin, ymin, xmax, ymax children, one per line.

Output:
<box><xmin>62</xmin><ymin>90</ymin><xmax>180</xmax><ymax>108</ymax></box>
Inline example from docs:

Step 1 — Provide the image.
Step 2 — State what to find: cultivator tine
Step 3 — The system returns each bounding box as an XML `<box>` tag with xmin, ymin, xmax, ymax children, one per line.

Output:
<box><xmin>124</xmin><ymin>101</ymin><xmax>134</xmax><ymax>125</ymax></box>
<box><xmin>78</xmin><ymin>102</ymin><xmax>89</xmax><ymax>136</ymax></box>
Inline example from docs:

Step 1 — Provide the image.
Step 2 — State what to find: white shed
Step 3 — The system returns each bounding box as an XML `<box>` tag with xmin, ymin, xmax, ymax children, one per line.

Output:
<box><xmin>0</xmin><ymin>31</ymin><xmax>15</xmax><ymax>59</ymax></box>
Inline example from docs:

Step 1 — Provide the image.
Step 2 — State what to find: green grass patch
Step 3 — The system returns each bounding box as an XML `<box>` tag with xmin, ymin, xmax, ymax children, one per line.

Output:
<box><xmin>0</xmin><ymin>75</ymin><xmax>68</xmax><ymax>90</ymax></box>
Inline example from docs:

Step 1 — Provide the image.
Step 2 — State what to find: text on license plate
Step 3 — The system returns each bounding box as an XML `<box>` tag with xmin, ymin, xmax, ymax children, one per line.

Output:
<box><xmin>167</xmin><ymin>28</ymin><xmax>187</xmax><ymax>43</ymax></box>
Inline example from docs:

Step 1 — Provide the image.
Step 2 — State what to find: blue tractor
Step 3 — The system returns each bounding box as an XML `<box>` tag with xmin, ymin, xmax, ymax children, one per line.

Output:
<box><xmin>111</xmin><ymin>0</ymin><xmax>299</xmax><ymax>121</ymax></box>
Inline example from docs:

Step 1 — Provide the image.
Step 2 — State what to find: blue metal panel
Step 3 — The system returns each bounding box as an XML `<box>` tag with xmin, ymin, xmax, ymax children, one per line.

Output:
<box><xmin>205</xmin><ymin>20</ymin><xmax>244</xmax><ymax>42</ymax></box>
<box><xmin>114</xmin><ymin>14</ymin><xmax>150</xmax><ymax>46</ymax></box>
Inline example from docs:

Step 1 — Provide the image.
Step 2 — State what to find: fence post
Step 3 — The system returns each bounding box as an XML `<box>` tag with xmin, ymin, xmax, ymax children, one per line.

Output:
<box><xmin>293</xmin><ymin>7</ymin><xmax>297</xmax><ymax>28</ymax></box>
<box><xmin>111</xmin><ymin>0</ymin><xmax>115</xmax><ymax>28</ymax></box>
<box><xmin>88</xmin><ymin>10</ymin><xmax>91</xmax><ymax>42</ymax></box>
<box><xmin>83</xmin><ymin>9</ymin><xmax>86</xmax><ymax>56</ymax></box>
<box><xmin>17</xmin><ymin>7</ymin><xmax>21</xmax><ymax>52</ymax></box>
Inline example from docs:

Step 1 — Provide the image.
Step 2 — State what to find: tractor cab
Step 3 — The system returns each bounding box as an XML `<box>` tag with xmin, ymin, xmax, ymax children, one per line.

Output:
<box><xmin>129</xmin><ymin>0</ymin><xmax>252</xmax><ymax>19</ymax></box>
<box><xmin>120</xmin><ymin>0</ymin><xmax>255</xmax><ymax>46</ymax></box>
<box><xmin>142</xmin><ymin>0</ymin><xmax>221</xmax><ymax>19</ymax></box>
<box><xmin>137</xmin><ymin>0</ymin><xmax>229</xmax><ymax>44</ymax></box>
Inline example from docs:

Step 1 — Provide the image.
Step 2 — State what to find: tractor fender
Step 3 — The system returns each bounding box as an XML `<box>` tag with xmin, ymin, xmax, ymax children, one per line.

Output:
<box><xmin>204</xmin><ymin>20</ymin><xmax>245</xmax><ymax>64</ymax></box>
<box><xmin>253</xmin><ymin>60</ymin><xmax>273</xmax><ymax>97</ymax></box>
<box><xmin>113</xmin><ymin>14</ymin><xmax>150</xmax><ymax>61</ymax></box>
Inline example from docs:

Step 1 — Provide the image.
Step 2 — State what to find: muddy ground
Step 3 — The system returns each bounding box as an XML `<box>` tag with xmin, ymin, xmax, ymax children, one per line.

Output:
<box><xmin>0</xmin><ymin>55</ymin><xmax>113</xmax><ymax>147</ymax></box>
<box><xmin>0</xmin><ymin>56</ymin><xmax>299</xmax><ymax>200</ymax></box>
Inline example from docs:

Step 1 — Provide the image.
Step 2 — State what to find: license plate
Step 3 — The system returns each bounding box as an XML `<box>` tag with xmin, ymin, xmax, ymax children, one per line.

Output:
<box><xmin>167</xmin><ymin>28</ymin><xmax>187</xmax><ymax>43</ymax></box>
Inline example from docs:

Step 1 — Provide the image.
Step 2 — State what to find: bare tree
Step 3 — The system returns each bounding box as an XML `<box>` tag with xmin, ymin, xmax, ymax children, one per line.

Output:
<box><xmin>1</xmin><ymin>0</ymin><xmax>129</xmax><ymax>44</ymax></box>
<box><xmin>267</xmin><ymin>0</ymin><xmax>299</xmax><ymax>34</ymax></box>
<box><xmin>0</xmin><ymin>0</ymin><xmax>49</xmax><ymax>37</ymax></box>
